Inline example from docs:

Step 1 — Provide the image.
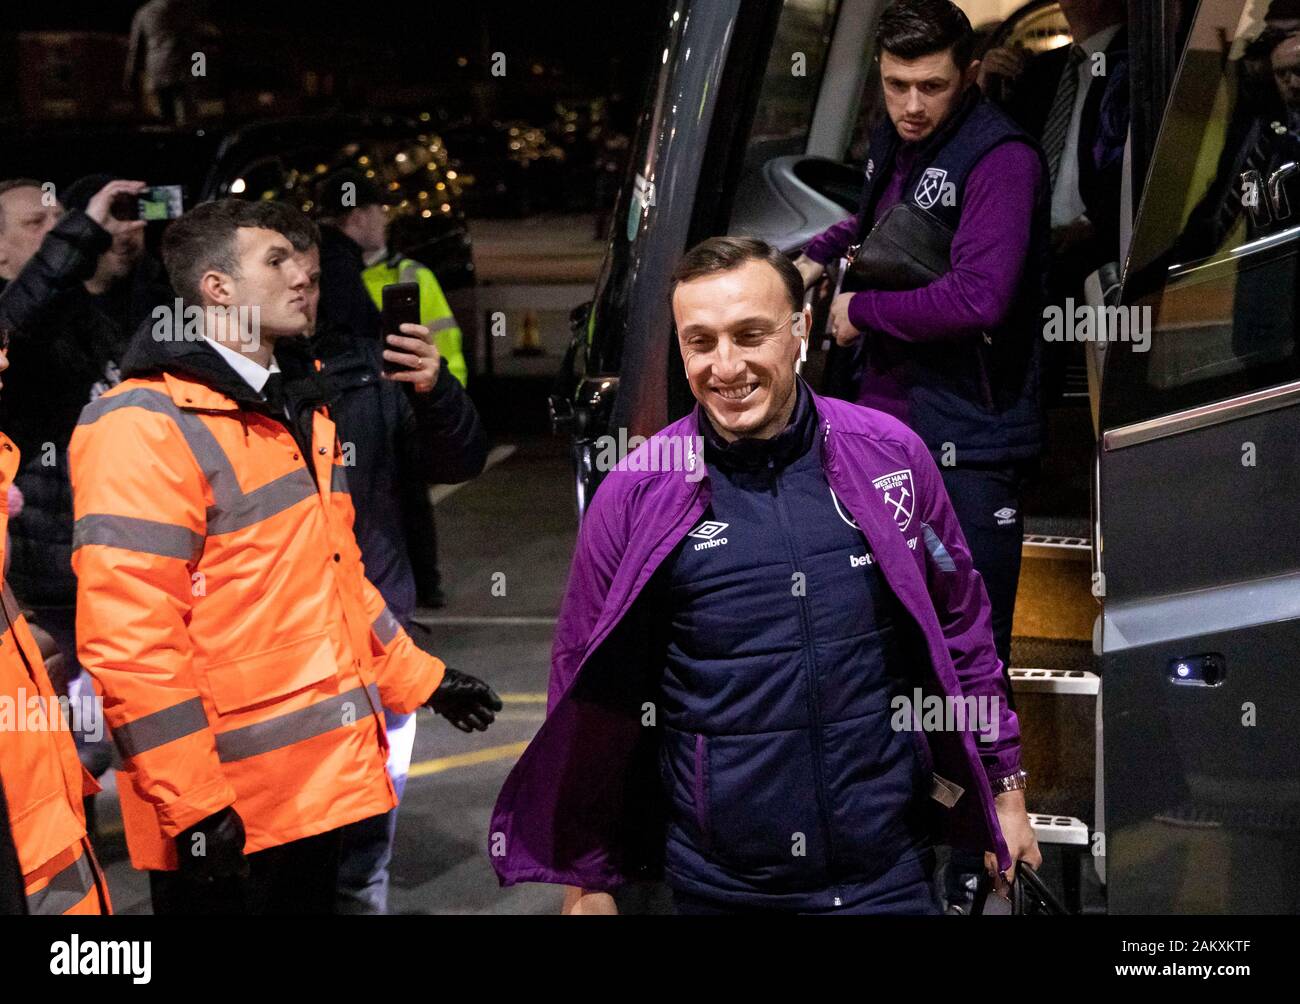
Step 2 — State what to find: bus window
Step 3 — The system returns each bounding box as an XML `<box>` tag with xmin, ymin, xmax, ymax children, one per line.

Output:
<box><xmin>740</xmin><ymin>0</ymin><xmax>842</xmax><ymax>176</ymax></box>
<box><xmin>979</xmin><ymin>1</ymin><xmax>1070</xmax><ymax>54</ymax></box>
<box><xmin>1105</xmin><ymin>0</ymin><xmax>1300</xmax><ymax>430</ymax></box>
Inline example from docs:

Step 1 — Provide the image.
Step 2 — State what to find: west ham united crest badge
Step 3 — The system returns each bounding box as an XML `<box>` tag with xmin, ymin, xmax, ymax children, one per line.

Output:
<box><xmin>913</xmin><ymin>167</ymin><xmax>949</xmax><ymax>210</ymax></box>
<box><xmin>872</xmin><ymin>469</ymin><xmax>915</xmax><ymax>532</ymax></box>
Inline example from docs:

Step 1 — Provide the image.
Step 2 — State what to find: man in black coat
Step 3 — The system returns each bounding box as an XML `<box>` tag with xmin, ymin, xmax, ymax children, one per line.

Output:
<box><xmin>315</xmin><ymin>172</ymin><xmax>385</xmax><ymax>345</ymax></box>
<box><xmin>980</xmin><ymin>0</ymin><xmax>1129</xmax><ymax>281</ymax></box>
<box><xmin>979</xmin><ymin>0</ymin><xmax>1128</xmax><ymax>407</ymax></box>
<box><xmin>0</xmin><ymin>176</ymin><xmax>171</xmax><ymax>781</ymax></box>
<box><xmin>305</xmin><ymin>171</ymin><xmax>489</xmax><ymax>913</ymax></box>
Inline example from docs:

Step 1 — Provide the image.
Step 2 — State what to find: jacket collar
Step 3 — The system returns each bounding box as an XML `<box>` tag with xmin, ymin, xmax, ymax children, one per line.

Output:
<box><xmin>697</xmin><ymin>378</ymin><xmax>816</xmax><ymax>473</ymax></box>
<box><xmin>121</xmin><ymin>313</ymin><xmax>333</xmax><ymax>416</ymax></box>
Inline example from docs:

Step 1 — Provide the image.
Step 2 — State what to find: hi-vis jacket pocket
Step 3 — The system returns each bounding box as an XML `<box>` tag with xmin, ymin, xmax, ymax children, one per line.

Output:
<box><xmin>200</xmin><ymin>631</ymin><xmax>338</xmax><ymax>715</ymax></box>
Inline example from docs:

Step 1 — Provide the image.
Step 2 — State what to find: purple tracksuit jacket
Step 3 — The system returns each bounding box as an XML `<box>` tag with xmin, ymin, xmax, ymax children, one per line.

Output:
<box><xmin>489</xmin><ymin>391</ymin><xmax>1022</xmax><ymax>891</ymax></box>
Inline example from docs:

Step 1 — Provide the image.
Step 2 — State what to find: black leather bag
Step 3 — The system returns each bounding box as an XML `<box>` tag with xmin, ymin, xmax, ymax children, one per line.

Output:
<box><xmin>841</xmin><ymin>201</ymin><xmax>954</xmax><ymax>294</ymax></box>
<box><xmin>971</xmin><ymin>862</ymin><xmax>1070</xmax><ymax>915</ymax></box>
<box><xmin>821</xmin><ymin>201</ymin><xmax>957</xmax><ymax>400</ymax></box>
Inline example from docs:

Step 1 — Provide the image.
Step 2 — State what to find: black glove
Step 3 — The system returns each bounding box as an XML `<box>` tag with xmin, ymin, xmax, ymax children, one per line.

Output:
<box><xmin>425</xmin><ymin>668</ymin><xmax>502</xmax><ymax>733</ymax></box>
<box><xmin>175</xmin><ymin>806</ymin><xmax>250</xmax><ymax>882</ymax></box>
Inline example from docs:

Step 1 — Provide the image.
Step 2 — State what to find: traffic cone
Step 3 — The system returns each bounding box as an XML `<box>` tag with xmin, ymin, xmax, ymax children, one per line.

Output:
<box><xmin>513</xmin><ymin>309</ymin><xmax>545</xmax><ymax>356</ymax></box>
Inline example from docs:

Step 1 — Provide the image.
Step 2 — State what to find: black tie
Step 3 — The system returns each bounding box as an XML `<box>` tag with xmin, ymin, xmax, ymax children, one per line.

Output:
<box><xmin>261</xmin><ymin>372</ymin><xmax>287</xmax><ymax>418</ymax></box>
<box><xmin>1043</xmin><ymin>45</ymin><xmax>1088</xmax><ymax>188</ymax></box>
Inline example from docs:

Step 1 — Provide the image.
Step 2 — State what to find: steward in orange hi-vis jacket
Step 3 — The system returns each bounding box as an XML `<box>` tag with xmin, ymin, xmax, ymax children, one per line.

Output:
<box><xmin>0</xmin><ymin>333</ymin><xmax>109</xmax><ymax>913</ymax></box>
<box><xmin>68</xmin><ymin>201</ymin><xmax>499</xmax><ymax>914</ymax></box>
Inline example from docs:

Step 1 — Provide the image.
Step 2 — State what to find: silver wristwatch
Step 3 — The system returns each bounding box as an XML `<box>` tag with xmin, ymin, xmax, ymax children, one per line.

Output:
<box><xmin>990</xmin><ymin>769</ymin><xmax>1028</xmax><ymax>795</ymax></box>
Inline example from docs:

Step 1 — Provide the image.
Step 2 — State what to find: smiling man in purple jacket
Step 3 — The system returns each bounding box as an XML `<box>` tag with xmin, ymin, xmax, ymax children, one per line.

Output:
<box><xmin>489</xmin><ymin>237</ymin><xmax>1040</xmax><ymax>914</ymax></box>
<box><xmin>795</xmin><ymin>0</ymin><xmax>1049</xmax><ymax>681</ymax></box>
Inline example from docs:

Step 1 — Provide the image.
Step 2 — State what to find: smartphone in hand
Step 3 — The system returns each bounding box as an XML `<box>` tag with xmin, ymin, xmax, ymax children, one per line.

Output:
<box><xmin>380</xmin><ymin>281</ymin><xmax>421</xmax><ymax>375</ymax></box>
<box><xmin>109</xmin><ymin>184</ymin><xmax>184</xmax><ymax>221</ymax></box>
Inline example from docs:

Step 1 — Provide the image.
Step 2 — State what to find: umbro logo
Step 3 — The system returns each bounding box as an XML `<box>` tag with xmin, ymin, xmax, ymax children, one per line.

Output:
<box><xmin>688</xmin><ymin>519</ymin><xmax>729</xmax><ymax>551</ymax></box>
<box><xmin>993</xmin><ymin>507</ymin><xmax>1017</xmax><ymax>526</ymax></box>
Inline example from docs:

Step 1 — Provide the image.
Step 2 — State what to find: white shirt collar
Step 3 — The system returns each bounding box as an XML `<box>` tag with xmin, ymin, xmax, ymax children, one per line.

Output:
<box><xmin>204</xmin><ymin>335</ymin><xmax>279</xmax><ymax>394</ymax></box>
<box><xmin>1078</xmin><ymin>24</ymin><xmax>1121</xmax><ymax>60</ymax></box>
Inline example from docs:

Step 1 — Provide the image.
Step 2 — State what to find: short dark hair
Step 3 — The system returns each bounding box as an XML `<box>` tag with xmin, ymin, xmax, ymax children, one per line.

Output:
<box><xmin>671</xmin><ymin>236</ymin><xmax>803</xmax><ymax>313</ymax></box>
<box><xmin>162</xmin><ymin>199</ymin><xmax>320</xmax><ymax>305</ymax></box>
<box><xmin>876</xmin><ymin>0</ymin><xmax>975</xmax><ymax>69</ymax></box>
<box><xmin>0</xmin><ymin>178</ymin><xmax>46</xmax><ymax>232</ymax></box>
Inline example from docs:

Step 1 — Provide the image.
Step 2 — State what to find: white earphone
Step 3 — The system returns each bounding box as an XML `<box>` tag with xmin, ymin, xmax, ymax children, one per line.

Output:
<box><xmin>792</xmin><ymin>311</ymin><xmax>808</xmax><ymax>363</ymax></box>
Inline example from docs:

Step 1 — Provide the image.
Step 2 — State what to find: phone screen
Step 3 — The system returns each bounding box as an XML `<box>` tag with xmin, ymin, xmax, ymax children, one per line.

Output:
<box><xmin>139</xmin><ymin>185</ymin><xmax>184</xmax><ymax>221</ymax></box>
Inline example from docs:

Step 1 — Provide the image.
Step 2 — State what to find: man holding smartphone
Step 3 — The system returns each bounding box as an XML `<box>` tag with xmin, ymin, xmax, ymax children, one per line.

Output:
<box><xmin>312</xmin><ymin>173</ymin><xmax>491</xmax><ymax>912</ymax></box>
<box><xmin>0</xmin><ymin>176</ymin><xmax>172</xmax><ymax>787</ymax></box>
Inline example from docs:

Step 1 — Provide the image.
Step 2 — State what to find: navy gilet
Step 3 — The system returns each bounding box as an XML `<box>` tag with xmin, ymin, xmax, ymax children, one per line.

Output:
<box><xmin>854</xmin><ymin>93</ymin><xmax>1049</xmax><ymax>462</ymax></box>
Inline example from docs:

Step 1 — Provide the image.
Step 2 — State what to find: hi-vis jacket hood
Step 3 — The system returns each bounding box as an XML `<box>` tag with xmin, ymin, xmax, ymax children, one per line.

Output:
<box><xmin>0</xmin><ymin>432</ymin><xmax>108</xmax><ymax>913</ymax></box>
<box><xmin>70</xmin><ymin>323</ymin><xmax>446</xmax><ymax>871</ymax></box>
<box><xmin>490</xmin><ymin>390</ymin><xmax>1022</xmax><ymax>891</ymax></box>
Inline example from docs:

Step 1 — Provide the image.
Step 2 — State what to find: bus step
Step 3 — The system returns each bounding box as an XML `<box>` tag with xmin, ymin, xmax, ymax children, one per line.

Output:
<box><xmin>1022</xmin><ymin>532</ymin><xmax>1091</xmax><ymax>560</ymax></box>
<box><xmin>1028</xmin><ymin>813</ymin><xmax>1089</xmax><ymax>846</ymax></box>
<box><xmin>1010</xmin><ymin>667</ymin><xmax>1100</xmax><ymax>696</ymax></box>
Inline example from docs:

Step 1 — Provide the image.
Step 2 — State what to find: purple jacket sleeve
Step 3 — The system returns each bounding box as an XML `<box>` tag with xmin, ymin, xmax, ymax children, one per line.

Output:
<box><xmin>846</xmin><ymin>141</ymin><xmax>1044</xmax><ymax>343</ymax></box>
<box><xmin>909</xmin><ymin>434</ymin><xmax>1022</xmax><ymax>782</ymax></box>
<box><xmin>547</xmin><ymin>480</ymin><xmax>626</xmax><ymax>712</ymax></box>
<box><xmin>803</xmin><ymin>214</ymin><xmax>861</xmax><ymax>266</ymax></box>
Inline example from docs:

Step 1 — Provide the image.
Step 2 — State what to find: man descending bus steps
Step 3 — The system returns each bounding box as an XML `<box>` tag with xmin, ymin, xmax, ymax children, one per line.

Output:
<box><xmin>490</xmin><ymin>237</ymin><xmax>1039</xmax><ymax>915</ymax></box>
<box><xmin>795</xmin><ymin>0</ymin><xmax>1050</xmax><ymax>681</ymax></box>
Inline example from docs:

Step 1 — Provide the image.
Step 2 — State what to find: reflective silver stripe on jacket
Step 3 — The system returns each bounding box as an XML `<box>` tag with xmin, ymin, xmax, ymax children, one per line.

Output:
<box><xmin>214</xmin><ymin>684</ymin><xmax>381</xmax><ymax>763</ymax></box>
<box><xmin>78</xmin><ymin>389</ymin><xmax>242</xmax><ymax>508</ymax></box>
<box><xmin>112</xmin><ymin>696</ymin><xmax>210</xmax><ymax>759</ymax></box>
<box><xmin>76</xmin><ymin>387</ymin><xmax>323</xmax><ymax>549</ymax></box>
<box><xmin>73</xmin><ymin>513</ymin><xmax>205</xmax><ymax>562</ymax></box>
<box><xmin>396</xmin><ymin>260</ymin><xmax>458</xmax><ymax>332</ymax></box>
<box><xmin>206</xmin><ymin>468</ymin><xmax>317</xmax><ymax>535</ymax></box>
<box><xmin>371</xmin><ymin>607</ymin><xmax>400</xmax><ymax>646</ymax></box>
<box><xmin>921</xmin><ymin>523</ymin><xmax>957</xmax><ymax>572</ymax></box>
<box><xmin>27</xmin><ymin>851</ymin><xmax>95</xmax><ymax>915</ymax></box>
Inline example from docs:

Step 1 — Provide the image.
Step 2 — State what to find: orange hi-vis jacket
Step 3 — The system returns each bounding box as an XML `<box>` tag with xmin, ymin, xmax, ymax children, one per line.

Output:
<box><xmin>0</xmin><ymin>431</ymin><xmax>109</xmax><ymax>913</ymax></box>
<box><xmin>69</xmin><ymin>354</ymin><xmax>446</xmax><ymax>872</ymax></box>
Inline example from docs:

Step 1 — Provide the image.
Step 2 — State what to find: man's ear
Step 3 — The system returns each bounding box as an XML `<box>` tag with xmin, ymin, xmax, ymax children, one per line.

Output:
<box><xmin>965</xmin><ymin>59</ymin><xmax>982</xmax><ymax>89</ymax></box>
<box><xmin>199</xmin><ymin>270</ymin><xmax>232</xmax><ymax>306</ymax></box>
